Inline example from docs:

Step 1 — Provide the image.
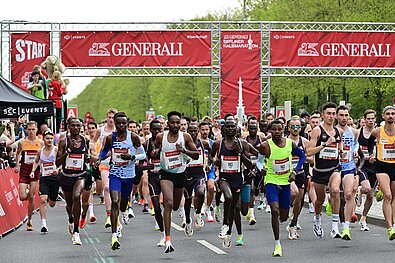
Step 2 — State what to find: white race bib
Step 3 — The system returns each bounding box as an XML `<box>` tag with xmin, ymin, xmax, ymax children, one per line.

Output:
<box><xmin>220</xmin><ymin>155</ymin><xmax>240</xmax><ymax>173</ymax></box>
<box><xmin>151</xmin><ymin>158</ymin><xmax>161</xmax><ymax>173</ymax></box>
<box><xmin>292</xmin><ymin>156</ymin><xmax>299</xmax><ymax>169</ymax></box>
<box><xmin>112</xmin><ymin>148</ymin><xmax>131</xmax><ymax>166</ymax></box>
<box><xmin>382</xmin><ymin>144</ymin><xmax>395</xmax><ymax>161</ymax></box>
<box><xmin>341</xmin><ymin>145</ymin><xmax>352</xmax><ymax>163</ymax></box>
<box><xmin>319</xmin><ymin>143</ymin><xmax>338</xmax><ymax>160</ymax></box>
<box><xmin>272</xmin><ymin>158</ymin><xmax>291</xmax><ymax>175</ymax></box>
<box><xmin>42</xmin><ymin>161</ymin><xmax>56</xmax><ymax>177</ymax></box>
<box><xmin>164</xmin><ymin>151</ymin><xmax>183</xmax><ymax>170</ymax></box>
<box><xmin>65</xmin><ymin>153</ymin><xmax>84</xmax><ymax>170</ymax></box>
<box><xmin>251</xmin><ymin>155</ymin><xmax>258</xmax><ymax>165</ymax></box>
<box><xmin>24</xmin><ymin>151</ymin><xmax>37</xmax><ymax>165</ymax></box>
<box><xmin>187</xmin><ymin>149</ymin><xmax>204</xmax><ymax>167</ymax></box>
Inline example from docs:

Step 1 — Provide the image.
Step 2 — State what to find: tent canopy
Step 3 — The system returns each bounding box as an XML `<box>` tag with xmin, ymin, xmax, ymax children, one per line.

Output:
<box><xmin>0</xmin><ymin>76</ymin><xmax>54</xmax><ymax>118</ymax></box>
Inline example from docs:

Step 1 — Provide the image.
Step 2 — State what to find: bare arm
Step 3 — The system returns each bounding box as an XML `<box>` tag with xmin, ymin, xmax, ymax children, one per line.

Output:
<box><xmin>180</xmin><ymin>133</ymin><xmax>199</xmax><ymax>160</ymax></box>
<box><xmin>306</xmin><ymin>127</ymin><xmax>325</xmax><ymax>157</ymax></box>
<box><xmin>14</xmin><ymin>140</ymin><xmax>23</xmax><ymax>172</ymax></box>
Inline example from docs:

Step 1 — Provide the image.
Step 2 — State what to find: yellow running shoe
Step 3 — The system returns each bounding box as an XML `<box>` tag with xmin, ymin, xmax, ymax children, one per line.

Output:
<box><xmin>26</xmin><ymin>221</ymin><xmax>33</xmax><ymax>231</ymax></box>
<box><xmin>341</xmin><ymin>227</ymin><xmax>351</xmax><ymax>241</ymax></box>
<box><xmin>111</xmin><ymin>236</ymin><xmax>120</xmax><ymax>250</ymax></box>
<box><xmin>325</xmin><ymin>202</ymin><xmax>332</xmax><ymax>217</ymax></box>
<box><xmin>245</xmin><ymin>209</ymin><xmax>251</xmax><ymax>221</ymax></box>
<box><xmin>376</xmin><ymin>190</ymin><xmax>383</xmax><ymax>202</ymax></box>
<box><xmin>273</xmin><ymin>244</ymin><xmax>282</xmax><ymax>257</ymax></box>
<box><xmin>105</xmin><ymin>216</ymin><xmax>111</xmax><ymax>228</ymax></box>
<box><xmin>388</xmin><ymin>227</ymin><xmax>395</xmax><ymax>241</ymax></box>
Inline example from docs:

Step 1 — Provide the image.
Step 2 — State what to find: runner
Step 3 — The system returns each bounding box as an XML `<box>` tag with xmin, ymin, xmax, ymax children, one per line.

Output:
<box><xmin>14</xmin><ymin>121</ymin><xmax>44</xmax><ymax>231</ymax></box>
<box><xmin>183</xmin><ymin>123</ymin><xmax>211</xmax><ymax>236</ymax></box>
<box><xmin>366</xmin><ymin>106</ymin><xmax>395</xmax><ymax>240</ymax></box>
<box><xmin>56</xmin><ymin>118</ymin><xmax>91</xmax><ymax>245</ymax></box>
<box><xmin>152</xmin><ymin>111</ymin><xmax>199</xmax><ymax>253</ymax></box>
<box><xmin>257</xmin><ymin>119</ymin><xmax>305</xmax><ymax>256</ymax></box>
<box><xmin>97</xmin><ymin>112</ymin><xmax>146</xmax><ymax>250</ymax></box>
<box><xmin>307</xmin><ymin>102</ymin><xmax>343</xmax><ymax>239</ymax></box>
<box><xmin>94</xmin><ymin>108</ymin><xmax>117</xmax><ymax>228</ymax></box>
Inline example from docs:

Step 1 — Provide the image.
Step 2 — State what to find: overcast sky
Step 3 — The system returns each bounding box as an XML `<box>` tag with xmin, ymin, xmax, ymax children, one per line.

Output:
<box><xmin>1</xmin><ymin>0</ymin><xmax>241</xmax><ymax>99</ymax></box>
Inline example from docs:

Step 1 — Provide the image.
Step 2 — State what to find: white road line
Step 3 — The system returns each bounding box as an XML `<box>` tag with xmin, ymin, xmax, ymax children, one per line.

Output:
<box><xmin>197</xmin><ymin>240</ymin><xmax>227</xmax><ymax>255</ymax></box>
<box><xmin>171</xmin><ymin>222</ymin><xmax>184</xmax><ymax>231</ymax></box>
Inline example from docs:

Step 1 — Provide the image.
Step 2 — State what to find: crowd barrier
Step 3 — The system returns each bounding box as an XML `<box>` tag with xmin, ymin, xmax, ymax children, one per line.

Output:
<box><xmin>0</xmin><ymin>167</ymin><xmax>40</xmax><ymax>237</ymax></box>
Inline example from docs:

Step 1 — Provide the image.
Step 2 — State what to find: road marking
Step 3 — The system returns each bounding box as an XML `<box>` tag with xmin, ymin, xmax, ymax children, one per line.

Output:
<box><xmin>83</xmin><ymin>228</ymin><xmax>106</xmax><ymax>263</ymax></box>
<box><xmin>171</xmin><ymin>222</ymin><xmax>183</xmax><ymax>231</ymax></box>
<box><xmin>197</xmin><ymin>240</ymin><xmax>227</xmax><ymax>255</ymax></box>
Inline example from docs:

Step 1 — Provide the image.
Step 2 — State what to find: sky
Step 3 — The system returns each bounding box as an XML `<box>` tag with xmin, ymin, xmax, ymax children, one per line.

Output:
<box><xmin>1</xmin><ymin>0</ymin><xmax>241</xmax><ymax>100</ymax></box>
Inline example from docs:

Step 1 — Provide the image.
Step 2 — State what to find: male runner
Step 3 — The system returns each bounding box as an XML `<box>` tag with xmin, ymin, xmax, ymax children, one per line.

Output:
<box><xmin>152</xmin><ymin>111</ymin><xmax>199</xmax><ymax>253</ymax></box>
<box><xmin>15</xmin><ymin>121</ymin><xmax>44</xmax><ymax>231</ymax></box>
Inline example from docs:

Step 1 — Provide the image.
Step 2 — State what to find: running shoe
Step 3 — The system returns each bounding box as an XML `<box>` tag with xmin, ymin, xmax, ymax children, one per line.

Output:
<box><xmin>219</xmin><ymin>224</ymin><xmax>229</xmax><ymax>239</ymax></box>
<box><xmin>151</xmin><ymin>207</ymin><xmax>156</xmax><ymax>216</ymax></box>
<box><xmin>376</xmin><ymin>190</ymin><xmax>383</xmax><ymax>202</ymax></box>
<box><xmin>79</xmin><ymin>218</ymin><xmax>87</xmax><ymax>229</ymax></box>
<box><xmin>181</xmin><ymin>219</ymin><xmax>187</xmax><ymax>229</ymax></box>
<box><xmin>313</xmin><ymin>223</ymin><xmax>324</xmax><ymax>238</ymax></box>
<box><xmin>142</xmin><ymin>204</ymin><xmax>150</xmax><ymax>214</ymax></box>
<box><xmin>222</xmin><ymin>234</ymin><xmax>232</xmax><ymax>249</ymax></box>
<box><xmin>138</xmin><ymin>198</ymin><xmax>145</xmax><ymax>206</ymax></box>
<box><xmin>351</xmin><ymin>213</ymin><xmax>358</xmax><ymax>223</ymax></box>
<box><xmin>154</xmin><ymin>222</ymin><xmax>160</xmax><ymax>231</ymax></box>
<box><xmin>105</xmin><ymin>216</ymin><xmax>111</xmax><ymax>228</ymax></box>
<box><xmin>257</xmin><ymin>201</ymin><xmax>265</xmax><ymax>211</ymax></box>
<box><xmin>164</xmin><ymin>241</ymin><xmax>175</xmax><ymax>253</ymax></box>
<box><xmin>215</xmin><ymin>206</ymin><xmax>221</xmax><ymax>223</ymax></box>
<box><xmin>206</xmin><ymin>209</ymin><xmax>214</xmax><ymax>222</ymax></box>
<box><xmin>68</xmin><ymin>222</ymin><xmax>73</xmax><ymax>235</ymax></box>
<box><xmin>330</xmin><ymin>228</ymin><xmax>341</xmax><ymax>239</ymax></box>
<box><xmin>157</xmin><ymin>234</ymin><xmax>166</xmax><ymax>247</ymax></box>
<box><xmin>341</xmin><ymin>227</ymin><xmax>351</xmax><ymax>241</ymax></box>
<box><xmin>249</xmin><ymin>216</ymin><xmax>257</xmax><ymax>226</ymax></box>
<box><xmin>184</xmin><ymin>222</ymin><xmax>193</xmax><ymax>237</ymax></box>
<box><xmin>308</xmin><ymin>202</ymin><xmax>315</xmax><ymax>214</ymax></box>
<box><xmin>111</xmin><ymin>236</ymin><xmax>120</xmax><ymax>250</ymax></box>
<box><xmin>359</xmin><ymin>220</ymin><xmax>370</xmax><ymax>231</ymax></box>
<box><xmin>122</xmin><ymin>212</ymin><xmax>129</xmax><ymax>225</ymax></box>
<box><xmin>89</xmin><ymin>215</ymin><xmax>97</xmax><ymax>223</ymax></box>
<box><xmin>325</xmin><ymin>202</ymin><xmax>332</xmax><ymax>217</ymax></box>
<box><xmin>128</xmin><ymin>207</ymin><xmax>135</xmax><ymax>218</ymax></box>
<box><xmin>195</xmin><ymin>214</ymin><xmax>204</xmax><ymax>229</ymax></box>
<box><xmin>178</xmin><ymin>208</ymin><xmax>185</xmax><ymax>218</ymax></box>
<box><xmin>235</xmin><ymin>235</ymin><xmax>244</xmax><ymax>246</ymax></box>
<box><xmin>266</xmin><ymin>205</ymin><xmax>271</xmax><ymax>213</ymax></box>
<box><xmin>296</xmin><ymin>222</ymin><xmax>302</xmax><ymax>230</ymax></box>
<box><xmin>355</xmin><ymin>187</ymin><xmax>362</xmax><ymax>207</ymax></box>
<box><xmin>273</xmin><ymin>244</ymin><xmax>282</xmax><ymax>257</ymax></box>
<box><xmin>72</xmin><ymin>232</ymin><xmax>82</xmax><ymax>245</ymax></box>
<box><xmin>41</xmin><ymin>225</ymin><xmax>48</xmax><ymax>233</ymax></box>
<box><xmin>117</xmin><ymin>224</ymin><xmax>123</xmax><ymax>238</ymax></box>
<box><xmin>286</xmin><ymin>225</ymin><xmax>298</xmax><ymax>240</ymax></box>
<box><xmin>388</xmin><ymin>227</ymin><xmax>395</xmax><ymax>241</ymax></box>
<box><xmin>245</xmin><ymin>209</ymin><xmax>251</xmax><ymax>221</ymax></box>
<box><xmin>26</xmin><ymin>221</ymin><xmax>33</xmax><ymax>231</ymax></box>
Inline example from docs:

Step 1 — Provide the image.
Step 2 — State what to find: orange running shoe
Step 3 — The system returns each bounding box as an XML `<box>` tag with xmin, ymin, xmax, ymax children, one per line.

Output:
<box><xmin>79</xmin><ymin>218</ymin><xmax>87</xmax><ymax>229</ymax></box>
<box><xmin>351</xmin><ymin>213</ymin><xmax>358</xmax><ymax>223</ymax></box>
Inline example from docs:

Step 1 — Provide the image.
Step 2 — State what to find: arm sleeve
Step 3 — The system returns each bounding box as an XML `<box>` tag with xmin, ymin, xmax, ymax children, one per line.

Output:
<box><xmin>99</xmin><ymin>143</ymin><xmax>111</xmax><ymax>160</ymax></box>
<box><xmin>292</xmin><ymin>147</ymin><xmax>306</xmax><ymax>172</ymax></box>
<box><xmin>256</xmin><ymin>153</ymin><xmax>265</xmax><ymax>171</ymax></box>
<box><xmin>134</xmin><ymin>145</ymin><xmax>146</xmax><ymax>161</ymax></box>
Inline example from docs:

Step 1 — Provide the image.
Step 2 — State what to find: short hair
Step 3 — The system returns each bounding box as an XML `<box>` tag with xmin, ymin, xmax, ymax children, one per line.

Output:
<box><xmin>106</xmin><ymin>108</ymin><xmax>118</xmax><ymax>115</ymax></box>
<box><xmin>224</xmin><ymin>113</ymin><xmax>234</xmax><ymax>121</ymax></box>
<box><xmin>128</xmin><ymin>119</ymin><xmax>137</xmax><ymax>125</ymax></box>
<box><xmin>202</xmin><ymin>116</ymin><xmax>212</xmax><ymax>123</ymax></box>
<box><xmin>310</xmin><ymin>115</ymin><xmax>320</xmax><ymax>120</ymax></box>
<box><xmin>268</xmin><ymin>119</ymin><xmax>283</xmax><ymax>130</ymax></box>
<box><xmin>26</xmin><ymin>121</ymin><xmax>37</xmax><ymax>127</ymax></box>
<box><xmin>31</xmin><ymin>71</ymin><xmax>40</xmax><ymax>77</ymax></box>
<box><xmin>167</xmin><ymin>111</ymin><xmax>182</xmax><ymax>120</ymax></box>
<box><xmin>322</xmin><ymin>102</ymin><xmax>337</xmax><ymax>112</ymax></box>
<box><xmin>247</xmin><ymin>115</ymin><xmax>257</xmax><ymax>123</ymax></box>
<box><xmin>181</xmin><ymin>116</ymin><xmax>190</xmax><ymax>123</ymax></box>
<box><xmin>198</xmin><ymin>121</ymin><xmax>210</xmax><ymax>128</ymax></box>
<box><xmin>363</xmin><ymin>109</ymin><xmax>376</xmax><ymax>119</ymax></box>
<box><xmin>300</xmin><ymin>112</ymin><xmax>310</xmax><ymax>118</ymax></box>
<box><xmin>87</xmin><ymin>121</ymin><xmax>98</xmax><ymax>128</ymax></box>
<box><xmin>149</xmin><ymin>119</ymin><xmax>161</xmax><ymax>129</ymax></box>
<box><xmin>43</xmin><ymin>130</ymin><xmax>54</xmax><ymax>137</ymax></box>
<box><xmin>336</xmin><ymin>105</ymin><xmax>349</xmax><ymax>114</ymax></box>
<box><xmin>290</xmin><ymin>115</ymin><xmax>301</xmax><ymax>121</ymax></box>
<box><xmin>190</xmin><ymin>116</ymin><xmax>198</xmax><ymax>122</ymax></box>
<box><xmin>114</xmin><ymin>112</ymin><xmax>127</xmax><ymax>120</ymax></box>
<box><xmin>265</xmin><ymin>112</ymin><xmax>274</xmax><ymax>119</ymax></box>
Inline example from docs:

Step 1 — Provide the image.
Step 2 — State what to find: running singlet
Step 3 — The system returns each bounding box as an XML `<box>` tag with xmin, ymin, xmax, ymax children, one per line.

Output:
<box><xmin>358</xmin><ymin>128</ymin><xmax>376</xmax><ymax>169</ymax></box>
<box><xmin>218</xmin><ymin>139</ymin><xmax>242</xmax><ymax>176</ymax></box>
<box><xmin>160</xmin><ymin>131</ymin><xmax>187</xmax><ymax>173</ymax></box>
<box><xmin>109</xmin><ymin>131</ymin><xmax>137</xmax><ymax>179</ymax></box>
<box><xmin>246</xmin><ymin>135</ymin><xmax>261</xmax><ymax>165</ymax></box>
<box><xmin>21</xmin><ymin>138</ymin><xmax>41</xmax><ymax>176</ymax></box>
<box><xmin>313</xmin><ymin>126</ymin><xmax>341</xmax><ymax>172</ymax></box>
<box><xmin>40</xmin><ymin>147</ymin><xmax>57</xmax><ymax>177</ymax></box>
<box><xmin>340</xmin><ymin>127</ymin><xmax>357</xmax><ymax>171</ymax></box>
<box><xmin>98</xmin><ymin>125</ymin><xmax>115</xmax><ymax>166</ymax></box>
<box><xmin>147</xmin><ymin>138</ymin><xmax>161</xmax><ymax>175</ymax></box>
<box><xmin>377</xmin><ymin>126</ymin><xmax>395</xmax><ymax>163</ymax></box>
<box><xmin>62</xmin><ymin>135</ymin><xmax>88</xmax><ymax>176</ymax></box>
<box><xmin>265</xmin><ymin>138</ymin><xmax>293</xmax><ymax>186</ymax></box>
<box><xmin>186</xmin><ymin>139</ymin><xmax>205</xmax><ymax>178</ymax></box>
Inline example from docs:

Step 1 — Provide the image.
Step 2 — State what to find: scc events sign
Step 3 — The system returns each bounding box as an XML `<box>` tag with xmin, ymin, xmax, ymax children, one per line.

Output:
<box><xmin>61</xmin><ymin>31</ymin><xmax>211</xmax><ymax>67</ymax></box>
<box><xmin>270</xmin><ymin>31</ymin><xmax>395</xmax><ymax>68</ymax></box>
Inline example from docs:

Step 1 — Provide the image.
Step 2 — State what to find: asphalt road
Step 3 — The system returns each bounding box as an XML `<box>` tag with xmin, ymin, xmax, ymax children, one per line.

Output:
<box><xmin>1</xmin><ymin>196</ymin><xmax>395</xmax><ymax>263</ymax></box>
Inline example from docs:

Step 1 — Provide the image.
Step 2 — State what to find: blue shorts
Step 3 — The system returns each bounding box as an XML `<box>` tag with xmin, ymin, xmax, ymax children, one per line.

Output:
<box><xmin>265</xmin><ymin>183</ymin><xmax>291</xmax><ymax>209</ymax></box>
<box><xmin>109</xmin><ymin>175</ymin><xmax>134</xmax><ymax>200</ymax></box>
<box><xmin>206</xmin><ymin>166</ymin><xmax>216</xmax><ymax>181</ymax></box>
<box><xmin>240</xmin><ymin>184</ymin><xmax>251</xmax><ymax>203</ymax></box>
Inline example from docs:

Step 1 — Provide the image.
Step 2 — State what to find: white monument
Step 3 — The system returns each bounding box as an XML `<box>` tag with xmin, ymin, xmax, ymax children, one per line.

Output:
<box><xmin>236</xmin><ymin>77</ymin><xmax>246</xmax><ymax>127</ymax></box>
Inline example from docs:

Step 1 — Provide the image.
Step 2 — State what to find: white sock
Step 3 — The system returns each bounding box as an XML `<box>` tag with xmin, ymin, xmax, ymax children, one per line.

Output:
<box><xmin>344</xmin><ymin>221</ymin><xmax>350</xmax><ymax>229</ymax></box>
<box><xmin>88</xmin><ymin>203</ymin><xmax>94</xmax><ymax>216</ymax></box>
<box><xmin>275</xmin><ymin>239</ymin><xmax>281</xmax><ymax>246</ymax></box>
<box><xmin>112</xmin><ymin>233</ymin><xmax>117</xmax><ymax>238</ymax></box>
<box><xmin>249</xmin><ymin>208</ymin><xmax>255</xmax><ymax>217</ymax></box>
<box><xmin>392</xmin><ymin>224</ymin><xmax>395</xmax><ymax>229</ymax></box>
<box><xmin>41</xmin><ymin>219</ymin><xmax>46</xmax><ymax>226</ymax></box>
<box><xmin>314</xmin><ymin>215</ymin><xmax>321</xmax><ymax>226</ymax></box>
<box><xmin>161</xmin><ymin>231</ymin><xmax>165</xmax><ymax>238</ymax></box>
<box><xmin>332</xmin><ymin>214</ymin><xmax>339</xmax><ymax>230</ymax></box>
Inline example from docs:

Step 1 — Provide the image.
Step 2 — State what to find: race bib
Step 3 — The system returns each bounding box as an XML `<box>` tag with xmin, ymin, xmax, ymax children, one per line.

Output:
<box><xmin>272</xmin><ymin>158</ymin><xmax>291</xmax><ymax>175</ymax></box>
<box><xmin>319</xmin><ymin>143</ymin><xmax>338</xmax><ymax>160</ymax></box>
<box><xmin>42</xmin><ymin>161</ymin><xmax>56</xmax><ymax>177</ymax></box>
<box><xmin>188</xmin><ymin>149</ymin><xmax>204</xmax><ymax>167</ymax></box>
<box><xmin>220</xmin><ymin>155</ymin><xmax>240</xmax><ymax>173</ymax></box>
<box><xmin>341</xmin><ymin>145</ymin><xmax>352</xmax><ymax>163</ymax></box>
<box><xmin>251</xmin><ymin>155</ymin><xmax>258</xmax><ymax>165</ymax></box>
<box><xmin>382</xmin><ymin>144</ymin><xmax>395</xmax><ymax>161</ymax></box>
<box><xmin>24</xmin><ymin>151</ymin><xmax>37</xmax><ymax>164</ymax></box>
<box><xmin>65</xmin><ymin>153</ymin><xmax>84</xmax><ymax>170</ymax></box>
<box><xmin>164</xmin><ymin>151</ymin><xmax>183</xmax><ymax>170</ymax></box>
<box><xmin>151</xmin><ymin>158</ymin><xmax>161</xmax><ymax>173</ymax></box>
<box><xmin>361</xmin><ymin>145</ymin><xmax>376</xmax><ymax>159</ymax></box>
<box><xmin>112</xmin><ymin>148</ymin><xmax>131</xmax><ymax>166</ymax></box>
<box><xmin>292</xmin><ymin>156</ymin><xmax>299</xmax><ymax>169</ymax></box>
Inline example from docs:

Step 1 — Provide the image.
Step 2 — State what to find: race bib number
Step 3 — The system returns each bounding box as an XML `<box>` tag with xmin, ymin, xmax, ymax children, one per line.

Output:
<box><xmin>382</xmin><ymin>144</ymin><xmax>395</xmax><ymax>161</ymax></box>
<box><xmin>292</xmin><ymin>156</ymin><xmax>299</xmax><ymax>169</ymax></box>
<box><xmin>251</xmin><ymin>155</ymin><xmax>258</xmax><ymax>165</ymax></box>
<box><xmin>319</xmin><ymin>143</ymin><xmax>338</xmax><ymax>160</ymax></box>
<box><xmin>341</xmin><ymin>145</ymin><xmax>352</xmax><ymax>163</ymax></box>
<box><xmin>151</xmin><ymin>158</ymin><xmax>161</xmax><ymax>173</ymax></box>
<box><xmin>188</xmin><ymin>149</ymin><xmax>204</xmax><ymax>167</ymax></box>
<box><xmin>65</xmin><ymin>153</ymin><xmax>84</xmax><ymax>170</ymax></box>
<box><xmin>24</xmin><ymin>151</ymin><xmax>37</xmax><ymax>164</ymax></box>
<box><xmin>42</xmin><ymin>161</ymin><xmax>56</xmax><ymax>177</ymax></box>
<box><xmin>220</xmin><ymin>155</ymin><xmax>240</xmax><ymax>173</ymax></box>
<box><xmin>112</xmin><ymin>148</ymin><xmax>130</xmax><ymax>166</ymax></box>
<box><xmin>361</xmin><ymin>145</ymin><xmax>376</xmax><ymax>159</ymax></box>
<box><xmin>164</xmin><ymin>151</ymin><xmax>183</xmax><ymax>170</ymax></box>
<box><xmin>272</xmin><ymin>158</ymin><xmax>291</xmax><ymax>175</ymax></box>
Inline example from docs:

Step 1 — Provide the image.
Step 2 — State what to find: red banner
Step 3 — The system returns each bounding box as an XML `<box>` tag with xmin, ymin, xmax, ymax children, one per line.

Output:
<box><xmin>61</xmin><ymin>31</ymin><xmax>211</xmax><ymax>67</ymax></box>
<box><xmin>271</xmin><ymin>31</ymin><xmax>395</xmax><ymax>68</ymax></box>
<box><xmin>10</xmin><ymin>32</ymin><xmax>50</xmax><ymax>91</ymax></box>
<box><xmin>221</xmin><ymin>32</ymin><xmax>261</xmax><ymax>118</ymax></box>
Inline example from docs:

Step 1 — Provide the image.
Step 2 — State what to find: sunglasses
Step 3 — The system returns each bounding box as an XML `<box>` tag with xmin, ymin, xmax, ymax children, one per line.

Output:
<box><xmin>290</xmin><ymin>125</ymin><xmax>301</xmax><ymax>129</ymax></box>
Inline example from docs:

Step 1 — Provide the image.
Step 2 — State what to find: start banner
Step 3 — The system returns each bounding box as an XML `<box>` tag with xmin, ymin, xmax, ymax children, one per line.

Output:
<box><xmin>220</xmin><ymin>31</ymin><xmax>261</xmax><ymax>118</ymax></box>
<box><xmin>270</xmin><ymin>31</ymin><xmax>395</xmax><ymax>68</ymax></box>
<box><xmin>61</xmin><ymin>31</ymin><xmax>211</xmax><ymax>67</ymax></box>
<box><xmin>10</xmin><ymin>32</ymin><xmax>50</xmax><ymax>91</ymax></box>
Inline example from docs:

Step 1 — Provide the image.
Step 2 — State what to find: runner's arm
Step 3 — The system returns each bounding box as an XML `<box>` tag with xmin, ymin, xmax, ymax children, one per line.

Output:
<box><xmin>30</xmin><ymin>148</ymin><xmax>41</xmax><ymax>174</ymax></box>
<box><xmin>56</xmin><ymin>138</ymin><xmax>67</xmax><ymax>167</ymax></box>
<box><xmin>182</xmin><ymin>133</ymin><xmax>199</xmax><ymax>160</ymax></box>
<box><xmin>131</xmin><ymin>133</ymin><xmax>146</xmax><ymax>161</ymax></box>
<box><xmin>292</xmin><ymin>141</ymin><xmax>306</xmax><ymax>172</ymax></box>
<box><xmin>306</xmin><ymin>127</ymin><xmax>323</xmax><ymax>156</ymax></box>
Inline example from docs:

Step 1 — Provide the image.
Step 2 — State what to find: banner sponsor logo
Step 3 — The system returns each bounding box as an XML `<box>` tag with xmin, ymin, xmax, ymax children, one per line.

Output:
<box><xmin>1</xmin><ymin>105</ymin><xmax>49</xmax><ymax>117</ymax></box>
<box><xmin>271</xmin><ymin>31</ymin><xmax>395</xmax><ymax>68</ymax></box>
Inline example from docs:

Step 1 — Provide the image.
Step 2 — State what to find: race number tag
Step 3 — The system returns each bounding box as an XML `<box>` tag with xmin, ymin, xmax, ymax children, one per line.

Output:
<box><xmin>151</xmin><ymin>158</ymin><xmax>161</xmax><ymax>173</ymax></box>
<box><xmin>272</xmin><ymin>158</ymin><xmax>290</xmax><ymax>175</ymax></box>
<box><xmin>220</xmin><ymin>155</ymin><xmax>240</xmax><ymax>173</ymax></box>
<box><xmin>292</xmin><ymin>156</ymin><xmax>299</xmax><ymax>169</ymax></box>
<box><xmin>164</xmin><ymin>151</ymin><xmax>183</xmax><ymax>170</ymax></box>
<box><xmin>42</xmin><ymin>161</ymin><xmax>56</xmax><ymax>176</ymax></box>
<box><xmin>65</xmin><ymin>153</ymin><xmax>84</xmax><ymax>170</ymax></box>
<box><xmin>382</xmin><ymin>144</ymin><xmax>395</xmax><ymax>161</ymax></box>
<box><xmin>112</xmin><ymin>148</ymin><xmax>131</xmax><ymax>166</ymax></box>
<box><xmin>24</xmin><ymin>151</ymin><xmax>37</xmax><ymax>164</ymax></box>
<box><xmin>361</xmin><ymin>145</ymin><xmax>376</xmax><ymax>159</ymax></box>
<box><xmin>341</xmin><ymin>145</ymin><xmax>351</xmax><ymax>163</ymax></box>
<box><xmin>188</xmin><ymin>149</ymin><xmax>204</xmax><ymax>167</ymax></box>
<box><xmin>251</xmin><ymin>155</ymin><xmax>258</xmax><ymax>165</ymax></box>
<box><xmin>319</xmin><ymin>143</ymin><xmax>338</xmax><ymax>160</ymax></box>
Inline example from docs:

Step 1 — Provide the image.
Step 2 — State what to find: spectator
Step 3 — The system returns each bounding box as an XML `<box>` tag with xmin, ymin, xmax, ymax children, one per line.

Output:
<box><xmin>0</xmin><ymin>122</ymin><xmax>15</xmax><ymax>147</ymax></box>
<box><xmin>29</xmin><ymin>65</ymin><xmax>47</xmax><ymax>96</ymax></box>
<box><xmin>48</xmin><ymin>71</ymin><xmax>68</xmax><ymax>133</ymax></box>
<box><xmin>0</xmin><ymin>145</ymin><xmax>16</xmax><ymax>169</ymax></box>
<box><xmin>27</xmin><ymin>71</ymin><xmax>46</xmax><ymax>99</ymax></box>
